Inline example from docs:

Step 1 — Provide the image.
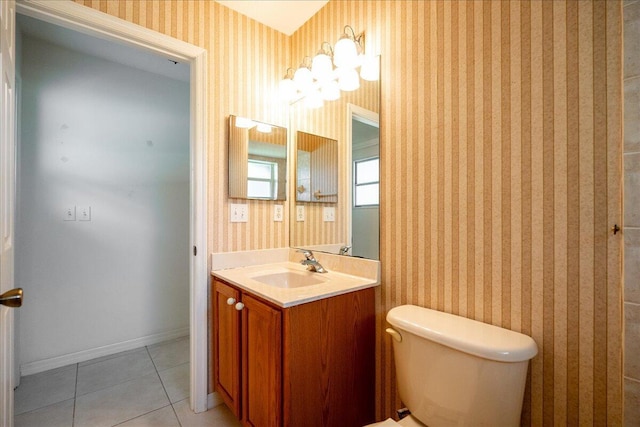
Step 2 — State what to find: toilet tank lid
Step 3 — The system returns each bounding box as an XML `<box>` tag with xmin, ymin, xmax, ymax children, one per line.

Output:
<box><xmin>387</xmin><ymin>305</ymin><xmax>538</xmax><ymax>363</ymax></box>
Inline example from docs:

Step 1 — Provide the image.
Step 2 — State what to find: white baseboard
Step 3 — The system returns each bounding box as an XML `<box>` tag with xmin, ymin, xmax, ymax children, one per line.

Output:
<box><xmin>208</xmin><ymin>392</ymin><xmax>223</xmax><ymax>409</ymax></box>
<box><xmin>20</xmin><ymin>327</ymin><xmax>190</xmax><ymax>376</ymax></box>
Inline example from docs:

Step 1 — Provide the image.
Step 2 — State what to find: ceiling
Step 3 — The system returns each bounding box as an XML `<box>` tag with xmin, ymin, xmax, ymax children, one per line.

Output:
<box><xmin>214</xmin><ymin>0</ymin><xmax>329</xmax><ymax>36</ymax></box>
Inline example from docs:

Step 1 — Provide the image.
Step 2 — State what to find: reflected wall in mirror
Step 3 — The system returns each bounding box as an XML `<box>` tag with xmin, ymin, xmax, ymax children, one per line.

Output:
<box><xmin>228</xmin><ymin>115</ymin><xmax>287</xmax><ymax>200</ymax></box>
<box><xmin>289</xmin><ymin>57</ymin><xmax>380</xmax><ymax>259</ymax></box>
<box><xmin>296</xmin><ymin>131</ymin><xmax>338</xmax><ymax>203</ymax></box>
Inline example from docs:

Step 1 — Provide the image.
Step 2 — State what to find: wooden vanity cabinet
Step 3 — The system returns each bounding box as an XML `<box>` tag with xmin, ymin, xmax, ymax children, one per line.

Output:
<box><xmin>211</xmin><ymin>276</ymin><xmax>375</xmax><ymax>427</ymax></box>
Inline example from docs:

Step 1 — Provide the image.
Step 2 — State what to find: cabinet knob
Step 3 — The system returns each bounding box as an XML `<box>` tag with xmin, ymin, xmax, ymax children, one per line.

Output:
<box><xmin>226</xmin><ymin>297</ymin><xmax>236</xmax><ymax>306</ymax></box>
<box><xmin>235</xmin><ymin>302</ymin><xmax>245</xmax><ymax>311</ymax></box>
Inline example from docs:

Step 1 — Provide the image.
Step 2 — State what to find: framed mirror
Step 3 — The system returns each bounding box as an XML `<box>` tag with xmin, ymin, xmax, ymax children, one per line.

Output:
<box><xmin>228</xmin><ymin>115</ymin><xmax>287</xmax><ymax>200</ymax></box>
<box><xmin>295</xmin><ymin>131</ymin><xmax>338</xmax><ymax>203</ymax></box>
<box><xmin>289</xmin><ymin>57</ymin><xmax>380</xmax><ymax>259</ymax></box>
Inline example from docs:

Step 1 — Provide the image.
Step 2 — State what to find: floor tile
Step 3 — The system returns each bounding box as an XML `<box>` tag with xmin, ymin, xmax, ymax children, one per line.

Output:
<box><xmin>14</xmin><ymin>398</ymin><xmax>74</xmax><ymax>427</ymax></box>
<box><xmin>148</xmin><ymin>336</ymin><xmax>189</xmax><ymax>371</ymax></box>
<box><xmin>116</xmin><ymin>405</ymin><xmax>180</xmax><ymax>427</ymax></box>
<box><xmin>173</xmin><ymin>399</ymin><xmax>241</xmax><ymax>427</ymax></box>
<box><xmin>74</xmin><ymin>372</ymin><xmax>170</xmax><ymax>427</ymax></box>
<box><xmin>158</xmin><ymin>362</ymin><xmax>190</xmax><ymax>403</ymax></box>
<box><xmin>14</xmin><ymin>364</ymin><xmax>76</xmax><ymax>415</ymax></box>
<box><xmin>78</xmin><ymin>347</ymin><xmax>142</xmax><ymax>367</ymax></box>
<box><xmin>76</xmin><ymin>348</ymin><xmax>156</xmax><ymax>396</ymax></box>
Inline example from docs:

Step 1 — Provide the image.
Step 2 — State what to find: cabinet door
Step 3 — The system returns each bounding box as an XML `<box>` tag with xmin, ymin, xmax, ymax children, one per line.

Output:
<box><xmin>213</xmin><ymin>280</ymin><xmax>241</xmax><ymax>417</ymax></box>
<box><xmin>242</xmin><ymin>293</ymin><xmax>282</xmax><ymax>427</ymax></box>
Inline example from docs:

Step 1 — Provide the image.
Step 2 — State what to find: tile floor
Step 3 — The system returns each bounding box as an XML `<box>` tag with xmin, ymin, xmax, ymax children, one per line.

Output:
<box><xmin>14</xmin><ymin>337</ymin><xmax>241</xmax><ymax>427</ymax></box>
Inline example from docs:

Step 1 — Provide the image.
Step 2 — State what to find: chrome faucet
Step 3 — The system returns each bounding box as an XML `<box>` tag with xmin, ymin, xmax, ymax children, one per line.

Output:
<box><xmin>339</xmin><ymin>245</ymin><xmax>351</xmax><ymax>256</ymax></box>
<box><xmin>298</xmin><ymin>250</ymin><xmax>328</xmax><ymax>273</ymax></box>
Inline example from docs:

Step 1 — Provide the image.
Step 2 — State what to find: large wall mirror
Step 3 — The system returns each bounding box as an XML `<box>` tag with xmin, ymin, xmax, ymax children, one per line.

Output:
<box><xmin>289</xmin><ymin>57</ymin><xmax>380</xmax><ymax>260</ymax></box>
<box><xmin>229</xmin><ymin>115</ymin><xmax>288</xmax><ymax>200</ymax></box>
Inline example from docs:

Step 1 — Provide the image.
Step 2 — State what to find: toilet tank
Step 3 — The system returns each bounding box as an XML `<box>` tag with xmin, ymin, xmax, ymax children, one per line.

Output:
<box><xmin>386</xmin><ymin>305</ymin><xmax>538</xmax><ymax>427</ymax></box>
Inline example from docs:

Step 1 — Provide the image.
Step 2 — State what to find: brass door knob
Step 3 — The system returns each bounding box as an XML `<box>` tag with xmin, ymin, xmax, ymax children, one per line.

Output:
<box><xmin>0</xmin><ymin>288</ymin><xmax>23</xmax><ymax>308</ymax></box>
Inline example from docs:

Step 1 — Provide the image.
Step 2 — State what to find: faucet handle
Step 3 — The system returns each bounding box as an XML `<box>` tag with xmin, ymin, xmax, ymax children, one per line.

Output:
<box><xmin>296</xmin><ymin>249</ymin><xmax>314</xmax><ymax>260</ymax></box>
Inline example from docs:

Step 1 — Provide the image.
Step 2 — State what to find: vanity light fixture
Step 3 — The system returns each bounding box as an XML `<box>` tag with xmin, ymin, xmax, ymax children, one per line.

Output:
<box><xmin>279</xmin><ymin>25</ymin><xmax>378</xmax><ymax>107</ymax></box>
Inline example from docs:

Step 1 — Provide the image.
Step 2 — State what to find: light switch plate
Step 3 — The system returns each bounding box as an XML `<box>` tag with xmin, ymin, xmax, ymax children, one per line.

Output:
<box><xmin>64</xmin><ymin>206</ymin><xmax>76</xmax><ymax>221</ymax></box>
<box><xmin>274</xmin><ymin>205</ymin><xmax>284</xmax><ymax>222</ymax></box>
<box><xmin>230</xmin><ymin>204</ymin><xmax>248</xmax><ymax>223</ymax></box>
<box><xmin>78</xmin><ymin>206</ymin><xmax>91</xmax><ymax>221</ymax></box>
<box><xmin>296</xmin><ymin>205</ymin><xmax>305</xmax><ymax>222</ymax></box>
<box><xmin>323</xmin><ymin>207</ymin><xmax>335</xmax><ymax>222</ymax></box>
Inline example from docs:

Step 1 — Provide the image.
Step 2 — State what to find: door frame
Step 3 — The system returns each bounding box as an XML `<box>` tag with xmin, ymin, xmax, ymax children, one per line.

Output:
<box><xmin>15</xmin><ymin>0</ymin><xmax>209</xmax><ymax>413</ymax></box>
<box><xmin>345</xmin><ymin>103</ymin><xmax>379</xmax><ymax>253</ymax></box>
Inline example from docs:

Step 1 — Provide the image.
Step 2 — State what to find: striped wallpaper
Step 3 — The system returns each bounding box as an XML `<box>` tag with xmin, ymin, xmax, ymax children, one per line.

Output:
<box><xmin>75</xmin><ymin>0</ymin><xmax>624</xmax><ymax>425</ymax></box>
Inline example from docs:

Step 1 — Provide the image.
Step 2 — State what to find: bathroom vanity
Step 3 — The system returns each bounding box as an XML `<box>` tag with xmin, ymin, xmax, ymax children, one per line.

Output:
<box><xmin>211</xmin><ymin>258</ymin><xmax>378</xmax><ymax>427</ymax></box>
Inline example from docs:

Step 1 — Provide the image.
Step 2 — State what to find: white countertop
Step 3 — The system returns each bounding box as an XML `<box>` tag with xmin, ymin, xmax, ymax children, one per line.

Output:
<box><xmin>212</xmin><ymin>261</ymin><xmax>379</xmax><ymax>308</ymax></box>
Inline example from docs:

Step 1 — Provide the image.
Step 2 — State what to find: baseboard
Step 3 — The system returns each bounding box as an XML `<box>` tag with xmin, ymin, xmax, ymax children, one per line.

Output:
<box><xmin>20</xmin><ymin>327</ymin><xmax>189</xmax><ymax>376</ymax></box>
<box><xmin>208</xmin><ymin>392</ymin><xmax>223</xmax><ymax>409</ymax></box>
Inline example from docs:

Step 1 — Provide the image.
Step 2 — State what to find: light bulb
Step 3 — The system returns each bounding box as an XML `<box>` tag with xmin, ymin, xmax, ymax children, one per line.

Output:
<box><xmin>235</xmin><ymin>117</ymin><xmax>256</xmax><ymax>129</ymax></box>
<box><xmin>311</xmin><ymin>52</ymin><xmax>333</xmax><ymax>82</ymax></box>
<box><xmin>333</xmin><ymin>36</ymin><xmax>358</xmax><ymax>69</ymax></box>
<box><xmin>256</xmin><ymin>123</ymin><xmax>272</xmax><ymax>133</ymax></box>
<box><xmin>337</xmin><ymin>68</ymin><xmax>360</xmax><ymax>91</ymax></box>
<box><xmin>293</xmin><ymin>66</ymin><xmax>313</xmax><ymax>92</ymax></box>
<box><xmin>320</xmin><ymin>81</ymin><xmax>340</xmax><ymax>101</ymax></box>
<box><xmin>304</xmin><ymin>90</ymin><xmax>324</xmax><ymax>109</ymax></box>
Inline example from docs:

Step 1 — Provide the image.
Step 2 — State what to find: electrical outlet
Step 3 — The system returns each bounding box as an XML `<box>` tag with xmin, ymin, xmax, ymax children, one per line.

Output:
<box><xmin>64</xmin><ymin>206</ymin><xmax>76</xmax><ymax>221</ymax></box>
<box><xmin>323</xmin><ymin>206</ymin><xmax>335</xmax><ymax>222</ymax></box>
<box><xmin>230</xmin><ymin>203</ymin><xmax>248</xmax><ymax>223</ymax></box>
<box><xmin>296</xmin><ymin>205</ymin><xmax>305</xmax><ymax>222</ymax></box>
<box><xmin>78</xmin><ymin>206</ymin><xmax>91</xmax><ymax>221</ymax></box>
<box><xmin>274</xmin><ymin>205</ymin><xmax>284</xmax><ymax>222</ymax></box>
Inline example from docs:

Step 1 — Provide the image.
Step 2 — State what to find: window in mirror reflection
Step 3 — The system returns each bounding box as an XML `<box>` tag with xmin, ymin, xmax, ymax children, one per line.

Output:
<box><xmin>354</xmin><ymin>157</ymin><xmax>379</xmax><ymax>206</ymax></box>
<box><xmin>248</xmin><ymin>159</ymin><xmax>278</xmax><ymax>199</ymax></box>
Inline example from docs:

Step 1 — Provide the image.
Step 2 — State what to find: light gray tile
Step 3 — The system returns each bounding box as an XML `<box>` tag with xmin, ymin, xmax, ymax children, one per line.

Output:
<box><xmin>78</xmin><ymin>347</ymin><xmax>142</xmax><ymax>367</ymax></box>
<box><xmin>626</xmin><ymin>78</ymin><xmax>640</xmax><ymax>153</ymax></box>
<box><xmin>76</xmin><ymin>348</ymin><xmax>156</xmax><ymax>396</ymax></box>
<box><xmin>14</xmin><ymin>398</ymin><xmax>74</xmax><ymax>427</ymax></box>
<box><xmin>626</xmin><ymin>303</ymin><xmax>640</xmax><ymax>380</ymax></box>
<box><xmin>625</xmin><ymin>153</ymin><xmax>640</xmax><ymax>227</ymax></box>
<box><xmin>14</xmin><ymin>365</ymin><xmax>76</xmax><ymax>415</ymax></box>
<box><xmin>173</xmin><ymin>399</ymin><xmax>241</xmax><ymax>427</ymax></box>
<box><xmin>626</xmin><ymin>228</ymin><xmax>640</xmax><ymax>304</ymax></box>
<box><xmin>626</xmin><ymin>378</ymin><xmax>640</xmax><ymax>427</ymax></box>
<box><xmin>116</xmin><ymin>405</ymin><xmax>180</xmax><ymax>427</ymax></box>
<box><xmin>159</xmin><ymin>363</ymin><xmax>189</xmax><ymax>404</ymax></box>
<box><xmin>626</xmin><ymin>1</ymin><xmax>640</xmax><ymax>78</ymax></box>
<box><xmin>148</xmin><ymin>337</ymin><xmax>189</xmax><ymax>371</ymax></box>
<box><xmin>74</xmin><ymin>372</ymin><xmax>170</xmax><ymax>427</ymax></box>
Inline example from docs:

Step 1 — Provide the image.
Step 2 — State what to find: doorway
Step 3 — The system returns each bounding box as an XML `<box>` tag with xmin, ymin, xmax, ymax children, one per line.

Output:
<box><xmin>14</xmin><ymin>0</ymin><xmax>208</xmax><ymax>416</ymax></box>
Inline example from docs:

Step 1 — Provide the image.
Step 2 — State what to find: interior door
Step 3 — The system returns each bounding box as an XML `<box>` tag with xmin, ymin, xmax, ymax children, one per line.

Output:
<box><xmin>0</xmin><ymin>0</ymin><xmax>17</xmax><ymax>426</ymax></box>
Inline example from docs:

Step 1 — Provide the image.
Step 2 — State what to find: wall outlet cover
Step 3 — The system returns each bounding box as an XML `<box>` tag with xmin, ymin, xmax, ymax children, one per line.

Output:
<box><xmin>274</xmin><ymin>205</ymin><xmax>284</xmax><ymax>222</ymax></box>
<box><xmin>296</xmin><ymin>205</ymin><xmax>305</xmax><ymax>222</ymax></box>
<box><xmin>323</xmin><ymin>206</ymin><xmax>335</xmax><ymax>222</ymax></box>
<box><xmin>78</xmin><ymin>206</ymin><xmax>91</xmax><ymax>221</ymax></box>
<box><xmin>230</xmin><ymin>203</ymin><xmax>249</xmax><ymax>223</ymax></box>
<box><xmin>64</xmin><ymin>206</ymin><xmax>76</xmax><ymax>221</ymax></box>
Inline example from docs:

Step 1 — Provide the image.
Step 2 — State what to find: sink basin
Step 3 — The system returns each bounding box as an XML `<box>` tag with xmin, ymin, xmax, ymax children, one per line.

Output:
<box><xmin>252</xmin><ymin>270</ymin><xmax>327</xmax><ymax>288</ymax></box>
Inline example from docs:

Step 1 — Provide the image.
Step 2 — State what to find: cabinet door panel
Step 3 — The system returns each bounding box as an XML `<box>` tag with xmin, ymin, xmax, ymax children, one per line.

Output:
<box><xmin>213</xmin><ymin>280</ymin><xmax>241</xmax><ymax>417</ymax></box>
<box><xmin>242</xmin><ymin>294</ymin><xmax>282</xmax><ymax>427</ymax></box>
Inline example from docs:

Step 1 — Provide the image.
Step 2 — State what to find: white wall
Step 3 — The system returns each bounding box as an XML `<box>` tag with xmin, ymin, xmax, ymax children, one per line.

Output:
<box><xmin>16</xmin><ymin>35</ymin><xmax>190</xmax><ymax>369</ymax></box>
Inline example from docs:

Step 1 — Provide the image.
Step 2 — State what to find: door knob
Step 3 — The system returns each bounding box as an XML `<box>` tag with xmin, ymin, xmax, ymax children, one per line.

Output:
<box><xmin>235</xmin><ymin>302</ymin><xmax>244</xmax><ymax>311</ymax></box>
<box><xmin>0</xmin><ymin>288</ymin><xmax>23</xmax><ymax>308</ymax></box>
<box><xmin>227</xmin><ymin>297</ymin><xmax>236</xmax><ymax>306</ymax></box>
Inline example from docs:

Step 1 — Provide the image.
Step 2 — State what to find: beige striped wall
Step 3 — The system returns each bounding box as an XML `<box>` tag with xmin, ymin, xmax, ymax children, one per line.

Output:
<box><xmin>76</xmin><ymin>0</ymin><xmax>624</xmax><ymax>424</ymax></box>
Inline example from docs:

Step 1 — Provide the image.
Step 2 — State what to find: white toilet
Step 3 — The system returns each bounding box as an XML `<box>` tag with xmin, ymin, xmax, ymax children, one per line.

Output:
<box><xmin>372</xmin><ymin>305</ymin><xmax>538</xmax><ymax>427</ymax></box>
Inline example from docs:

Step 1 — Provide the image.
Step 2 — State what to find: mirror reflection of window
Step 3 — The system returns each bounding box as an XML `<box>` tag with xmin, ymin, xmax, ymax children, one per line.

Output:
<box><xmin>247</xmin><ymin>159</ymin><xmax>278</xmax><ymax>199</ymax></box>
<box><xmin>354</xmin><ymin>157</ymin><xmax>379</xmax><ymax>206</ymax></box>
